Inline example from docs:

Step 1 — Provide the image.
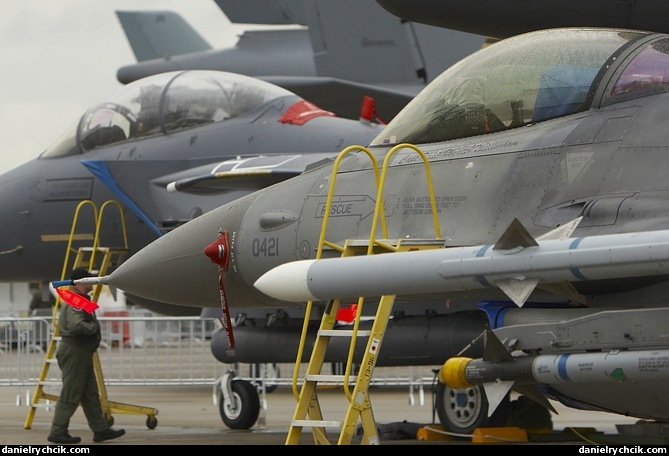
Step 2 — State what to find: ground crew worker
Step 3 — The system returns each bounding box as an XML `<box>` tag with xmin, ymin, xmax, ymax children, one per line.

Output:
<box><xmin>47</xmin><ymin>267</ymin><xmax>125</xmax><ymax>444</ymax></box>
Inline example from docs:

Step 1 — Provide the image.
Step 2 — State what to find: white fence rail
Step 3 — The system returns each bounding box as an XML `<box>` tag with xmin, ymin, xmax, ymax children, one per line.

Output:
<box><xmin>1</xmin><ymin>316</ymin><xmax>225</xmax><ymax>387</ymax></box>
<box><xmin>1</xmin><ymin>315</ymin><xmax>437</xmax><ymax>404</ymax></box>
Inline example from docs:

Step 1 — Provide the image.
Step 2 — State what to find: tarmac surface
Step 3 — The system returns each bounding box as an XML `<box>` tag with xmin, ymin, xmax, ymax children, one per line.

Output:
<box><xmin>0</xmin><ymin>383</ymin><xmax>656</xmax><ymax>446</ymax></box>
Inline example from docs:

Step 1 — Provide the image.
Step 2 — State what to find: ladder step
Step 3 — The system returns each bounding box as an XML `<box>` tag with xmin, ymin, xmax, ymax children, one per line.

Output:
<box><xmin>319</xmin><ymin>329</ymin><xmax>371</xmax><ymax>337</ymax></box>
<box><xmin>292</xmin><ymin>419</ymin><xmax>342</xmax><ymax>428</ymax></box>
<box><xmin>37</xmin><ymin>380</ymin><xmax>62</xmax><ymax>386</ymax></box>
<box><xmin>305</xmin><ymin>374</ymin><xmax>357</xmax><ymax>383</ymax></box>
<box><xmin>30</xmin><ymin>402</ymin><xmax>55</xmax><ymax>409</ymax></box>
<box><xmin>78</xmin><ymin>247</ymin><xmax>107</xmax><ymax>252</ymax></box>
<box><xmin>32</xmin><ymin>392</ymin><xmax>60</xmax><ymax>403</ymax></box>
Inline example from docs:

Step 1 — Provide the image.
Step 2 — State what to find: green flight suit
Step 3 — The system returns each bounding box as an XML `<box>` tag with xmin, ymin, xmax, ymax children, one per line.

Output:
<box><xmin>49</xmin><ymin>295</ymin><xmax>109</xmax><ymax>437</ymax></box>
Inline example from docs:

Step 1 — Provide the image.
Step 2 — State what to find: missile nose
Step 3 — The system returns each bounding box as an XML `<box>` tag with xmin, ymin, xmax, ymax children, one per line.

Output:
<box><xmin>439</xmin><ymin>357</ymin><xmax>474</xmax><ymax>389</ymax></box>
<box><xmin>253</xmin><ymin>260</ymin><xmax>318</xmax><ymax>302</ymax></box>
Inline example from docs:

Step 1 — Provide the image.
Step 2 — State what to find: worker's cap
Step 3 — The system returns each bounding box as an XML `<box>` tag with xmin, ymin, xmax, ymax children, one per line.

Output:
<box><xmin>69</xmin><ymin>267</ymin><xmax>94</xmax><ymax>281</ymax></box>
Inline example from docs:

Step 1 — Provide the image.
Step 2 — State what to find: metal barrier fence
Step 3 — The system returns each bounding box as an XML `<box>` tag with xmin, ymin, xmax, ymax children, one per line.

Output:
<box><xmin>0</xmin><ymin>315</ymin><xmax>437</xmax><ymax>406</ymax></box>
<box><xmin>0</xmin><ymin>315</ymin><xmax>225</xmax><ymax>386</ymax></box>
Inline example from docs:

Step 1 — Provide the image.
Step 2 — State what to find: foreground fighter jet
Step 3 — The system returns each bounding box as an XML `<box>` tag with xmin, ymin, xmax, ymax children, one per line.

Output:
<box><xmin>0</xmin><ymin>69</ymin><xmax>383</xmax><ymax>303</ymax></box>
<box><xmin>96</xmin><ymin>27</ymin><xmax>669</xmax><ymax>435</ymax></box>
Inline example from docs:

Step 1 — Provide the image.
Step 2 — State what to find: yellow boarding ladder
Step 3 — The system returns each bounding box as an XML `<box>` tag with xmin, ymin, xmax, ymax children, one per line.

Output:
<box><xmin>25</xmin><ymin>200</ymin><xmax>158</xmax><ymax>430</ymax></box>
<box><xmin>285</xmin><ymin>144</ymin><xmax>443</xmax><ymax>444</ymax></box>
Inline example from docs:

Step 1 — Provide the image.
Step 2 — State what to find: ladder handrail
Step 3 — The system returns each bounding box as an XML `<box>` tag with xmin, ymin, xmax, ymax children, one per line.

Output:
<box><xmin>291</xmin><ymin>145</ymin><xmax>382</xmax><ymax>400</ymax></box>
<box><xmin>315</xmin><ymin>144</ymin><xmax>385</xmax><ymax>260</ymax></box>
<box><xmin>89</xmin><ymin>200</ymin><xmax>129</xmax><ymax>271</ymax></box>
<box><xmin>370</xmin><ymin>143</ymin><xmax>441</xmax><ymax>250</ymax></box>
<box><xmin>59</xmin><ymin>200</ymin><xmax>99</xmax><ymax>282</ymax></box>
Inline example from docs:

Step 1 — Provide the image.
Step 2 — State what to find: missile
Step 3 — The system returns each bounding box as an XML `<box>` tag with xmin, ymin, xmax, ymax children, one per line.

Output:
<box><xmin>254</xmin><ymin>222</ymin><xmax>669</xmax><ymax>305</ymax></box>
<box><xmin>438</xmin><ymin>345</ymin><xmax>669</xmax><ymax>417</ymax></box>
<box><xmin>437</xmin><ymin>328</ymin><xmax>669</xmax><ymax>417</ymax></box>
<box><xmin>440</xmin><ymin>349</ymin><xmax>669</xmax><ymax>388</ymax></box>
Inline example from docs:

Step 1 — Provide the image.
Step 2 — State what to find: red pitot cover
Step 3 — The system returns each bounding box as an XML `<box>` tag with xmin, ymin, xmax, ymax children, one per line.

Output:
<box><xmin>56</xmin><ymin>288</ymin><xmax>99</xmax><ymax>314</ymax></box>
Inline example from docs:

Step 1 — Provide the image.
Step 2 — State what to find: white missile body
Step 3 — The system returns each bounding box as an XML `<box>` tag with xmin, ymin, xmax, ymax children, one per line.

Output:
<box><xmin>254</xmin><ymin>228</ymin><xmax>669</xmax><ymax>303</ymax></box>
<box><xmin>446</xmin><ymin>349</ymin><xmax>669</xmax><ymax>386</ymax></box>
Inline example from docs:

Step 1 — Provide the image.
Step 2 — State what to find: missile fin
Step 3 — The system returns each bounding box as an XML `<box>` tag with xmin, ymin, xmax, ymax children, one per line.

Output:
<box><xmin>512</xmin><ymin>385</ymin><xmax>558</xmax><ymax>414</ymax></box>
<box><xmin>536</xmin><ymin>216</ymin><xmax>583</xmax><ymax>241</ymax></box>
<box><xmin>493</xmin><ymin>218</ymin><xmax>538</xmax><ymax>250</ymax></box>
<box><xmin>482</xmin><ymin>329</ymin><xmax>513</xmax><ymax>362</ymax></box>
<box><xmin>496</xmin><ymin>277</ymin><xmax>539</xmax><ymax>307</ymax></box>
<box><xmin>538</xmin><ymin>281</ymin><xmax>587</xmax><ymax>305</ymax></box>
<box><xmin>492</xmin><ymin>216</ymin><xmax>583</xmax><ymax>306</ymax></box>
<box><xmin>482</xmin><ymin>380</ymin><xmax>514</xmax><ymax>417</ymax></box>
<box><xmin>493</xmin><ymin>216</ymin><xmax>582</xmax><ymax>252</ymax></box>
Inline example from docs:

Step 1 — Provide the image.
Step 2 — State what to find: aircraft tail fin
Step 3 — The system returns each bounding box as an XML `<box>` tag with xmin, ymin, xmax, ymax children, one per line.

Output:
<box><xmin>214</xmin><ymin>0</ymin><xmax>307</xmax><ymax>25</ymax></box>
<box><xmin>215</xmin><ymin>0</ymin><xmax>428</xmax><ymax>85</ymax></box>
<box><xmin>301</xmin><ymin>1</ymin><xmax>425</xmax><ymax>85</ymax></box>
<box><xmin>116</xmin><ymin>10</ymin><xmax>212</xmax><ymax>61</ymax></box>
<box><xmin>218</xmin><ymin>0</ymin><xmax>486</xmax><ymax>86</ymax></box>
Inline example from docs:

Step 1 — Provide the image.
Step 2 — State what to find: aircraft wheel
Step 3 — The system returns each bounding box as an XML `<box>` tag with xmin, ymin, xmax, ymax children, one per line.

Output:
<box><xmin>435</xmin><ymin>383</ymin><xmax>510</xmax><ymax>435</ymax></box>
<box><xmin>219</xmin><ymin>379</ymin><xmax>260</xmax><ymax>430</ymax></box>
<box><xmin>146</xmin><ymin>415</ymin><xmax>158</xmax><ymax>429</ymax></box>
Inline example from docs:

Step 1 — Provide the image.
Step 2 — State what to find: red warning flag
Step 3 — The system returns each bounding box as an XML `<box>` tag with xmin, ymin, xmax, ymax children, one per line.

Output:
<box><xmin>56</xmin><ymin>288</ymin><xmax>99</xmax><ymax>314</ymax></box>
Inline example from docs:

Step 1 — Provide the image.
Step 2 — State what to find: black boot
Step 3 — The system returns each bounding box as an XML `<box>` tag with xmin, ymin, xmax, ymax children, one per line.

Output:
<box><xmin>93</xmin><ymin>428</ymin><xmax>125</xmax><ymax>443</ymax></box>
<box><xmin>47</xmin><ymin>434</ymin><xmax>81</xmax><ymax>444</ymax></box>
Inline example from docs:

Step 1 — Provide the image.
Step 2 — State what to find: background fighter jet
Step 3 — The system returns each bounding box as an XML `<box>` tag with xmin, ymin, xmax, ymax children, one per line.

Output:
<box><xmin>99</xmin><ymin>27</ymin><xmax>669</xmax><ymax>436</ymax></box>
<box><xmin>0</xmin><ymin>69</ymin><xmax>383</xmax><ymax>314</ymax></box>
<box><xmin>115</xmin><ymin>0</ymin><xmax>487</xmax><ymax>121</ymax></box>
<box><xmin>375</xmin><ymin>0</ymin><xmax>669</xmax><ymax>38</ymax></box>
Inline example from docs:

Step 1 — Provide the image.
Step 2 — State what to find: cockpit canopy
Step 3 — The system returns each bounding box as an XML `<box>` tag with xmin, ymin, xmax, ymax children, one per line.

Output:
<box><xmin>43</xmin><ymin>71</ymin><xmax>294</xmax><ymax>157</ymax></box>
<box><xmin>371</xmin><ymin>28</ymin><xmax>669</xmax><ymax>146</ymax></box>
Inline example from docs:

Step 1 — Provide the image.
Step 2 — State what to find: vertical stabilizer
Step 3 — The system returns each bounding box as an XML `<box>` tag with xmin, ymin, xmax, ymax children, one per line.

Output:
<box><xmin>116</xmin><ymin>10</ymin><xmax>212</xmax><ymax>61</ymax></box>
<box><xmin>214</xmin><ymin>0</ymin><xmax>307</xmax><ymax>25</ymax></box>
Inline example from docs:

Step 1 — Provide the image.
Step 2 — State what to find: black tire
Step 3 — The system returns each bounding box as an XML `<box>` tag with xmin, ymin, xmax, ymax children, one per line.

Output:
<box><xmin>146</xmin><ymin>415</ymin><xmax>158</xmax><ymax>429</ymax></box>
<box><xmin>219</xmin><ymin>379</ymin><xmax>260</xmax><ymax>430</ymax></box>
<box><xmin>435</xmin><ymin>383</ymin><xmax>510</xmax><ymax>434</ymax></box>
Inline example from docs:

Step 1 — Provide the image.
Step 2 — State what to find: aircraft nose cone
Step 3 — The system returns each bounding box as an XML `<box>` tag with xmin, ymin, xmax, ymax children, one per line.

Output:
<box><xmin>109</xmin><ymin>212</ymin><xmax>223</xmax><ymax>307</ymax></box>
<box><xmin>107</xmin><ymin>191</ymin><xmax>262</xmax><ymax>309</ymax></box>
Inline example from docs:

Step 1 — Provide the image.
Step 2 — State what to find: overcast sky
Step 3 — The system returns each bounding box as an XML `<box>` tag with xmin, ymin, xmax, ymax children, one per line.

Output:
<box><xmin>0</xmin><ymin>0</ymin><xmax>257</xmax><ymax>176</ymax></box>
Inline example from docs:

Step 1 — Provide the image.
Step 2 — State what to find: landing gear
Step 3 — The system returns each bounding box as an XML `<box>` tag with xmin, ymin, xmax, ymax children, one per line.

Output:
<box><xmin>435</xmin><ymin>382</ymin><xmax>510</xmax><ymax>434</ymax></box>
<box><xmin>249</xmin><ymin>363</ymin><xmax>280</xmax><ymax>393</ymax></box>
<box><xmin>218</xmin><ymin>373</ymin><xmax>260</xmax><ymax>430</ymax></box>
<box><xmin>146</xmin><ymin>415</ymin><xmax>158</xmax><ymax>429</ymax></box>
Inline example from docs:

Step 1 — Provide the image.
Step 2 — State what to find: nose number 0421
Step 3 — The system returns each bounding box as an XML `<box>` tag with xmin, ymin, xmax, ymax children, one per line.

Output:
<box><xmin>252</xmin><ymin>237</ymin><xmax>279</xmax><ymax>257</ymax></box>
